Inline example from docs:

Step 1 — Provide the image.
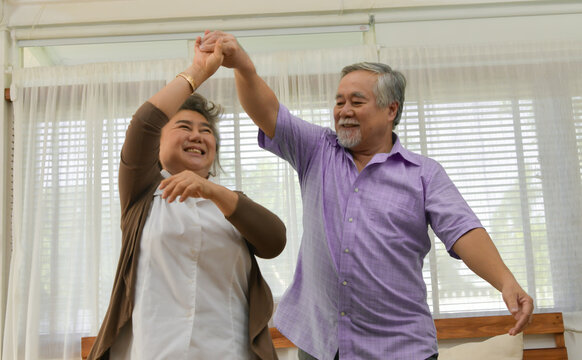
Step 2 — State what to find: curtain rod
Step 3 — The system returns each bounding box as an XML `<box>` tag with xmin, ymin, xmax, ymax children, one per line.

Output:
<box><xmin>12</xmin><ymin>11</ymin><xmax>372</xmax><ymax>45</ymax></box>
<box><xmin>16</xmin><ymin>24</ymin><xmax>370</xmax><ymax>47</ymax></box>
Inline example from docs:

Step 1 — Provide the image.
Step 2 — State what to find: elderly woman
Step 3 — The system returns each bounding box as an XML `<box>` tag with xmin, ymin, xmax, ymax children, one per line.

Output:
<box><xmin>88</xmin><ymin>37</ymin><xmax>286</xmax><ymax>360</ymax></box>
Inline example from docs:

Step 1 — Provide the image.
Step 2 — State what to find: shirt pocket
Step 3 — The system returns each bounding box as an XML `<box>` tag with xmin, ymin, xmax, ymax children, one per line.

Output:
<box><xmin>369</xmin><ymin>188</ymin><xmax>421</xmax><ymax>216</ymax></box>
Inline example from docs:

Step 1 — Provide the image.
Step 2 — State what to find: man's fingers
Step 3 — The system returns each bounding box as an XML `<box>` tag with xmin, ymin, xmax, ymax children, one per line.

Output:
<box><xmin>509</xmin><ymin>311</ymin><xmax>531</xmax><ymax>335</ymax></box>
<box><xmin>200</xmin><ymin>31</ymin><xmax>220</xmax><ymax>51</ymax></box>
<box><xmin>200</xmin><ymin>31</ymin><xmax>236</xmax><ymax>54</ymax></box>
<box><xmin>214</xmin><ymin>37</ymin><xmax>223</xmax><ymax>55</ymax></box>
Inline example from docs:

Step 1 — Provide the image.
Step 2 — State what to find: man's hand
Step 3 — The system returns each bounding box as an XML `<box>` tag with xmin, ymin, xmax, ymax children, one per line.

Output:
<box><xmin>453</xmin><ymin>228</ymin><xmax>534</xmax><ymax>336</ymax></box>
<box><xmin>502</xmin><ymin>283</ymin><xmax>534</xmax><ymax>335</ymax></box>
<box><xmin>199</xmin><ymin>30</ymin><xmax>279</xmax><ymax>138</ymax></box>
<box><xmin>199</xmin><ymin>30</ymin><xmax>255</xmax><ymax>73</ymax></box>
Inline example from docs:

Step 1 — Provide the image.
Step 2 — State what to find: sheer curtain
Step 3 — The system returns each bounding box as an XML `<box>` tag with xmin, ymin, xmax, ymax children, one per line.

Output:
<box><xmin>379</xmin><ymin>41</ymin><xmax>582</xmax><ymax>317</ymax></box>
<box><xmin>5</xmin><ymin>59</ymin><xmax>186</xmax><ymax>359</ymax></box>
<box><xmin>4</xmin><ymin>46</ymin><xmax>376</xmax><ymax>359</ymax></box>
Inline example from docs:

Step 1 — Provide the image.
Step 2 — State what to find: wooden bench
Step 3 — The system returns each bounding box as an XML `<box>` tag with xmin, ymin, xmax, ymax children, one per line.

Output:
<box><xmin>82</xmin><ymin>312</ymin><xmax>567</xmax><ymax>359</ymax></box>
<box><xmin>433</xmin><ymin>312</ymin><xmax>567</xmax><ymax>359</ymax></box>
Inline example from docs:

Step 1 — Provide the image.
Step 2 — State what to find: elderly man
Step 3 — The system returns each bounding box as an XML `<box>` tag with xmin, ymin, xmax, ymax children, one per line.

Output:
<box><xmin>201</xmin><ymin>31</ymin><xmax>533</xmax><ymax>360</ymax></box>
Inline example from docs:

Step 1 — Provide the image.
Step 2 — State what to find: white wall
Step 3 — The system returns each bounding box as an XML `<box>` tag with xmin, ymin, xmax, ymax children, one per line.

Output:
<box><xmin>6</xmin><ymin>0</ymin><xmax>540</xmax><ymax>27</ymax></box>
<box><xmin>375</xmin><ymin>12</ymin><xmax>582</xmax><ymax>47</ymax></box>
<box><xmin>0</xmin><ymin>26</ymin><xmax>13</xmax><ymax>358</ymax></box>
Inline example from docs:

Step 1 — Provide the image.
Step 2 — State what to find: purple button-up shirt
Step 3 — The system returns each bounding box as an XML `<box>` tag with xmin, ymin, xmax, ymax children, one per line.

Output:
<box><xmin>264</xmin><ymin>104</ymin><xmax>482</xmax><ymax>360</ymax></box>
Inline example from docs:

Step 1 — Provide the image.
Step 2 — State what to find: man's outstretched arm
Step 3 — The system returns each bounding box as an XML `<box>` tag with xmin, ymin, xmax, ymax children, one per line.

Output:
<box><xmin>452</xmin><ymin>227</ymin><xmax>534</xmax><ymax>335</ymax></box>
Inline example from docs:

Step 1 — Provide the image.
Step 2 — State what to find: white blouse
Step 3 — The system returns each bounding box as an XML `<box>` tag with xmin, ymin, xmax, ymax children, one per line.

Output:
<box><xmin>111</xmin><ymin>171</ymin><xmax>254</xmax><ymax>359</ymax></box>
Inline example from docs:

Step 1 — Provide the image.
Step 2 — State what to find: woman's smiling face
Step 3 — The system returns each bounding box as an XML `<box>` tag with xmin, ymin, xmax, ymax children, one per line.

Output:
<box><xmin>159</xmin><ymin>110</ymin><xmax>217</xmax><ymax>177</ymax></box>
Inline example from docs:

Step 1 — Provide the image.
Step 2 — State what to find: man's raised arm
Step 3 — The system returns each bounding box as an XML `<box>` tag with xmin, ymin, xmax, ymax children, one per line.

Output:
<box><xmin>201</xmin><ymin>31</ymin><xmax>279</xmax><ymax>138</ymax></box>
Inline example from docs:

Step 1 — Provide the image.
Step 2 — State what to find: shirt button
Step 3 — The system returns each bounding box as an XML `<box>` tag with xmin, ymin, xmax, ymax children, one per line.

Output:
<box><xmin>344</xmin><ymin>248</ymin><xmax>349</xmax><ymax>253</ymax></box>
<box><xmin>348</xmin><ymin>218</ymin><xmax>353</xmax><ymax>222</ymax></box>
<box><xmin>354</xmin><ymin>188</ymin><xmax>359</xmax><ymax>193</ymax></box>
<box><xmin>342</xmin><ymin>281</ymin><xmax>348</xmax><ymax>286</ymax></box>
<box><xmin>340</xmin><ymin>311</ymin><xmax>346</xmax><ymax>316</ymax></box>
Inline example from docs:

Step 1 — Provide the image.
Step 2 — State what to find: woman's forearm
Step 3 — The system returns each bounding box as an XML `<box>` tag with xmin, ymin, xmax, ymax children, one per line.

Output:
<box><xmin>226</xmin><ymin>192</ymin><xmax>286</xmax><ymax>259</ymax></box>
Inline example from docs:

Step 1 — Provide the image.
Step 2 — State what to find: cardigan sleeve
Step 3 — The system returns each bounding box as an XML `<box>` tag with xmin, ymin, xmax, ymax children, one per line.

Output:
<box><xmin>226</xmin><ymin>192</ymin><xmax>286</xmax><ymax>259</ymax></box>
<box><xmin>119</xmin><ymin>101</ymin><xmax>166</xmax><ymax>214</ymax></box>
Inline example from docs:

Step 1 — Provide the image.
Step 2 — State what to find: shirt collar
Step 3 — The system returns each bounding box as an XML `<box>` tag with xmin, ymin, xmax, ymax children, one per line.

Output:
<box><xmin>332</xmin><ymin>132</ymin><xmax>421</xmax><ymax>167</ymax></box>
<box><xmin>153</xmin><ymin>170</ymin><xmax>171</xmax><ymax>196</ymax></box>
<box><xmin>388</xmin><ymin>133</ymin><xmax>421</xmax><ymax>166</ymax></box>
<box><xmin>160</xmin><ymin>169</ymin><xmax>171</xmax><ymax>179</ymax></box>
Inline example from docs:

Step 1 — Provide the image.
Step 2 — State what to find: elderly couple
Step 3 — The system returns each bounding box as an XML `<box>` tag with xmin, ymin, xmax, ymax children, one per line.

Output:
<box><xmin>88</xmin><ymin>30</ymin><xmax>533</xmax><ymax>360</ymax></box>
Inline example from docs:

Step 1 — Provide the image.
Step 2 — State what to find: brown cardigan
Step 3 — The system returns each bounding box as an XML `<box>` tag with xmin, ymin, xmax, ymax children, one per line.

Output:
<box><xmin>88</xmin><ymin>102</ymin><xmax>286</xmax><ymax>360</ymax></box>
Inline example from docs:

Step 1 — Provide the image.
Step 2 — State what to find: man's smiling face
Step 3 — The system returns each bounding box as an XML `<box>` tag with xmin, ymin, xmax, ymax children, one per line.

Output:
<box><xmin>334</xmin><ymin>70</ymin><xmax>397</xmax><ymax>155</ymax></box>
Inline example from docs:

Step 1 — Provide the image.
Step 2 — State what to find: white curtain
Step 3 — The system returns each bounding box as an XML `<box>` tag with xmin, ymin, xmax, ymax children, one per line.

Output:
<box><xmin>4</xmin><ymin>40</ymin><xmax>582</xmax><ymax>359</ymax></box>
<box><xmin>4</xmin><ymin>46</ymin><xmax>376</xmax><ymax>359</ymax></box>
<box><xmin>379</xmin><ymin>41</ymin><xmax>582</xmax><ymax>317</ymax></box>
<box><xmin>5</xmin><ymin>59</ymin><xmax>186</xmax><ymax>359</ymax></box>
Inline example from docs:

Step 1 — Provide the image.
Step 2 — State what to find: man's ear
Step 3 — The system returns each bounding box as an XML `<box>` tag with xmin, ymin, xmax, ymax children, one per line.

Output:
<box><xmin>387</xmin><ymin>102</ymin><xmax>399</xmax><ymax>121</ymax></box>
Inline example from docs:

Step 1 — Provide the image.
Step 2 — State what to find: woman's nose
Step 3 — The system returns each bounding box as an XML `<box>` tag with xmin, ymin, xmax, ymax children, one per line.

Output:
<box><xmin>188</xmin><ymin>130</ymin><xmax>202</xmax><ymax>142</ymax></box>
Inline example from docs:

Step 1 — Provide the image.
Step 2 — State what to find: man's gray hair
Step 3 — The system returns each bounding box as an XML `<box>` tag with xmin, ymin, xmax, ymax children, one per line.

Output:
<box><xmin>341</xmin><ymin>62</ymin><xmax>407</xmax><ymax>127</ymax></box>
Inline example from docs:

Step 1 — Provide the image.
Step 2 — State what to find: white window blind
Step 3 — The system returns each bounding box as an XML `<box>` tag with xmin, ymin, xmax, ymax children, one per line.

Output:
<box><xmin>575</xmin><ymin>96</ymin><xmax>582</xmax><ymax>181</ymax></box>
<box><xmin>400</xmin><ymin>98</ymin><xmax>550</xmax><ymax>315</ymax></box>
<box><xmin>381</xmin><ymin>42</ymin><xmax>582</xmax><ymax>317</ymax></box>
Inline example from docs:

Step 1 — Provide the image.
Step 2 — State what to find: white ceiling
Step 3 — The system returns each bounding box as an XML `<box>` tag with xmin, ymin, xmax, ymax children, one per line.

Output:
<box><xmin>9</xmin><ymin>0</ymin><xmax>576</xmax><ymax>67</ymax></box>
<box><xmin>6</xmin><ymin>0</ymin><xmax>545</xmax><ymax>27</ymax></box>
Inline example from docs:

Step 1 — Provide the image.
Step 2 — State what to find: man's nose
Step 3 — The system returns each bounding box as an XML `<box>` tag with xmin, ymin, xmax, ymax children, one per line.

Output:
<box><xmin>339</xmin><ymin>104</ymin><xmax>354</xmax><ymax>117</ymax></box>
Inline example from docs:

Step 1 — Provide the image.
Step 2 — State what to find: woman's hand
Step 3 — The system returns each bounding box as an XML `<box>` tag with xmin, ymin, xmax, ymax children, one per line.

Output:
<box><xmin>191</xmin><ymin>31</ymin><xmax>224</xmax><ymax>85</ymax></box>
<box><xmin>160</xmin><ymin>170</ymin><xmax>215</xmax><ymax>203</ymax></box>
<box><xmin>159</xmin><ymin>170</ymin><xmax>238</xmax><ymax>216</ymax></box>
<box><xmin>199</xmin><ymin>30</ymin><xmax>255</xmax><ymax>73</ymax></box>
<box><xmin>147</xmin><ymin>32</ymin><xmax>223</xmax><ymax>117</ymax></box>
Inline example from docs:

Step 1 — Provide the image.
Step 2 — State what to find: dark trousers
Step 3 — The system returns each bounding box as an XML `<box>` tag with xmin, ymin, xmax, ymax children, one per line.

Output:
<box><xmin>298</xmin><ymin>348</ymin><xmax>339</xmax><ymax>360</ymax></box>
<box><xmin>298</xmin><ymin>348</ymin><xmax>438</xmax><ymax>359</ymax></box>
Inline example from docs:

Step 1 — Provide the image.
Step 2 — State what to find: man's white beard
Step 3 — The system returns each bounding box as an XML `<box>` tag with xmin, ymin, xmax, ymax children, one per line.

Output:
<box><xmin>337</xmin><ymin>118</ymin><xmax>361</xmax><ymax>148</ymax></box>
